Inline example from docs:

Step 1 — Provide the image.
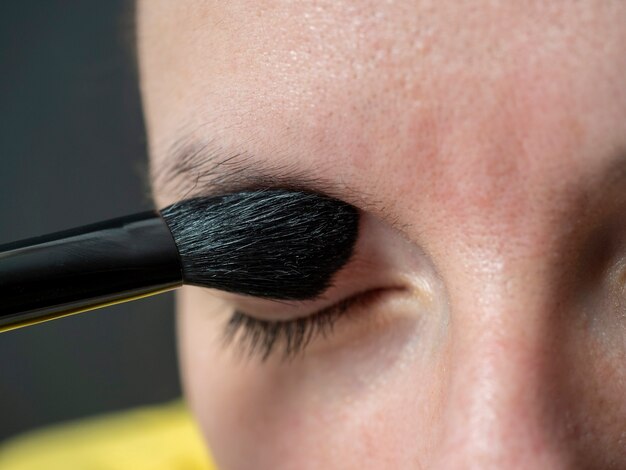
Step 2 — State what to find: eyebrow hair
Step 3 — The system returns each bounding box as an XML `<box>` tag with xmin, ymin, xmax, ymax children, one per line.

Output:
<box><xmin>149</xmin><ymin>133</ymin><xmax>411</xmax><ymax>236</ymax></box>
<box><xmin>150</xmin><ymin>135</ymin><xmax>338</xmax><ymax>203</ymax></box>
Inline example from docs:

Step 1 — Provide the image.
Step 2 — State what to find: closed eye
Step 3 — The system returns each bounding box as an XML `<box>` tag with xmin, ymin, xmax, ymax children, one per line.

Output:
<box><xmin>222</xmin><ymin>288</ymin><xmax>393</xmax><ymax>361</ymax></box>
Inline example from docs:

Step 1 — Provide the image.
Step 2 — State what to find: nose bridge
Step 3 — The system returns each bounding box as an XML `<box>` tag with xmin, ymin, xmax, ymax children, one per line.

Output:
<box><xmin>434</xmin><ymin>253</ymin><xmax>569</xmax><ymax>468</ymax></box>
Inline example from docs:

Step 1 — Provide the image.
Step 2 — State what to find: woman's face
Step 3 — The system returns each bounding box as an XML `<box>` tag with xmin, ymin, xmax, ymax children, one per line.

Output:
<box><xmin>137</xmin><ymin>1</ymin><xmax>626</xmax><ymax>468</ymax></box>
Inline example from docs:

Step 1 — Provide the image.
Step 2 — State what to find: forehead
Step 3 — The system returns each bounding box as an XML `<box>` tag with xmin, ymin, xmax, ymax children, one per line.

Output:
<box><xmin>138</xmin><ymin>1</ymin><xmax>626</xmax><ymax>240</ymax></box>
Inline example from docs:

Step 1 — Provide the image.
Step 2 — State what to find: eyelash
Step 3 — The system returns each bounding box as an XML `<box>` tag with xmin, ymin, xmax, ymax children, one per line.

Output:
<box><xmin>222</xmin><ymin>291</ymin><xmax>378</xmax><ymax>361</ymax></box>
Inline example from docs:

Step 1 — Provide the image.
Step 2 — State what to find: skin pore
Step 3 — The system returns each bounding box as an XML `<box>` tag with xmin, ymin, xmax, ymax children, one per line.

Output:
<box><xmin>137</xmin><ymin>1</ymin><xmax>626</xmax><ymax>468</ymax></box>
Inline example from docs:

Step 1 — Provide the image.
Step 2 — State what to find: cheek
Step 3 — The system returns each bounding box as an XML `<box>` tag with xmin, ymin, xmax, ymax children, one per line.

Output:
<box><xmin>177</xmin><ymin>286</ymin><xmax>447</xmax><ymax>469</ymax></box>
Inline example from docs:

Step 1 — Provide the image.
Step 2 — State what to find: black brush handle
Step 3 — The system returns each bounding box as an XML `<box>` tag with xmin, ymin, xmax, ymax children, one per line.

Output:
<box><xmin>0</xmin><ymin>212</ymin><xmax>182</xmax><ymax>332</ymax></box>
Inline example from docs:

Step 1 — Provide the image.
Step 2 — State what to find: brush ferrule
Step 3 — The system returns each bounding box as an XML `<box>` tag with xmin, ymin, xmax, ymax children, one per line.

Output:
<box><xmin>0</xmin><ymin>212</ymin><xmax>182</xmax><ymax>331</ymax></box>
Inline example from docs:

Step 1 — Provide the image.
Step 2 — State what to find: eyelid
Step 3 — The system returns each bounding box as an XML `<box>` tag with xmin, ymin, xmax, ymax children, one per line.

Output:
<box><xmin>208</xmin><ymin>254</ymin><xmax>386</xmax><ymax>320</ymax></box>
<box><xmin>222</xmin><ymin>288</ymin><xmax>394</xmax><ymax>361</ymax></box>
<box><xmin>218</xmin><ymin>211</ymin><xmax>416</xmax><ymax>359</ymax></box>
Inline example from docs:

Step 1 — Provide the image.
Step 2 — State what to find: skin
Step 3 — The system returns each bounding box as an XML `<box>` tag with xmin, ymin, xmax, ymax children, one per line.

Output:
<box><xmin>137</xmin><ymin>1</ymin><xmax>626</xmax><ymax>468</ymax></box>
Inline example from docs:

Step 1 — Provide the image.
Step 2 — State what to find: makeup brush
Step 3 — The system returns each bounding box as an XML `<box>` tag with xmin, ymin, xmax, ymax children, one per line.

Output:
<box><xmin>0</xmin><ymin>189</ymin><xmax>359</xmax><ymax>333</ymax></box>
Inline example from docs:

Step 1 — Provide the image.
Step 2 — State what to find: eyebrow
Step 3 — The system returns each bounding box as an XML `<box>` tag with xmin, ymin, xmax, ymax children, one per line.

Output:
<box><xmin>149</xmin><ymin>133</ymin><xmax>412</xmax><ymax>237</ymax></box>
<box><xmin>150</xmin><ymin>135</ymin><xmax>336</xmax><ymax>203</ymax></box>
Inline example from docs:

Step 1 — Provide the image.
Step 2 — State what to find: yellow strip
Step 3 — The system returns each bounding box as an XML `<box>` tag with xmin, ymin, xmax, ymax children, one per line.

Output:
<box><xmin>0</xmin><ymin>285</ymin><xmax>180</xmax><ymax>333</ymax></box>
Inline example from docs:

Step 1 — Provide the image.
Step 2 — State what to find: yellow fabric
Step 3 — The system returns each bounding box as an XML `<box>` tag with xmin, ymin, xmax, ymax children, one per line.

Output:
<box><xmin>0</xmin><ymin>400</ymin><xmax>216</xmax><ymax>470</ymax></box>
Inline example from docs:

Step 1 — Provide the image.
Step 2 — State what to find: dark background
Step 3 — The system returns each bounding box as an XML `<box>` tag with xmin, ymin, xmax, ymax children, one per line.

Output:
<box><xmin>0</xmin><ymin>1</ymin><xmax>181</xmax><ymax>441</ymax></box>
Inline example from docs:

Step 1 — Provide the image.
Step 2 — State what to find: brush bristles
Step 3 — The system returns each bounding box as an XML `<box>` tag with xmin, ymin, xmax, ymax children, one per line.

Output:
<box><xmin>160</xmin><ymin>190</ymin><xmax>359</xmax><ymax>300</ymax></box>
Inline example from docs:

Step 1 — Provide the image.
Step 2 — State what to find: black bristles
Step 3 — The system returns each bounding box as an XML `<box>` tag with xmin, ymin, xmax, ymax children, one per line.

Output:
<box><xmin>159</xmin><ymin>189</ymin><xmax>359</xmax><ymax>300</ymax></box>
